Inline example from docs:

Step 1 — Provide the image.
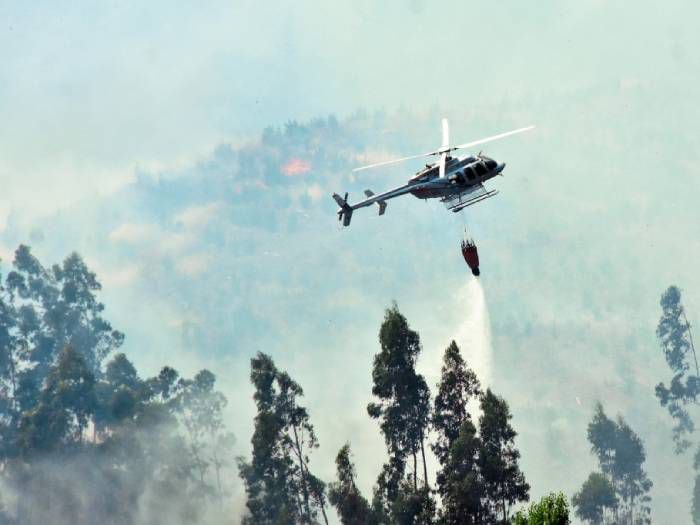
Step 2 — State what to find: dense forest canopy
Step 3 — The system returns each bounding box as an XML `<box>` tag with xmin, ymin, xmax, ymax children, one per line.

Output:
<box><xmin>0</xmin><ymin>246</ymin><xmax>232</xmax><ymax>524</ymax></box>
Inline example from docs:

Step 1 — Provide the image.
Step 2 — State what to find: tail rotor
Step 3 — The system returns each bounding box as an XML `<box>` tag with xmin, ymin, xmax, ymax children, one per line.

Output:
<box><xmin>333</xmin><ymin>192</ymin><xmax>354</xmax><ymax>226</ymax></box>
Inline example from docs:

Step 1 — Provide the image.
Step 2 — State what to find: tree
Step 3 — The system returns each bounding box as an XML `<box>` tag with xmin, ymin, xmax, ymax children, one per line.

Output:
<box><xmin>655</xmin><ymin>286</ymin><xmax>699</xmax><ymax>453</ymax></box>
<box><xmin>439</xmin><ymin>420</ymin><xmax>484</xmax><ymax>524</ymax></box>
<box><xmin>238</xmin><ymin>352</ymin><xmax>328</xmax><ymax>524</ymax></box>
<box><xmin>328</xmin><ymin>444</ymin><xmax>374</xmax><ymax>525</ymax></box>
<box><xmin>655</xmin><ymin>286</ymin><xmax>700</xmax><ymax>523</ymax></box>
<box><xmin>367</xmin><ymin>304</ymin><xmax>432</xmax><ymax>516</ymax></box>
<box><xmin>579</xmin><ymin>403</ymin><xmax>652</xmax><ymax>524</ymax></box>
<box><xmin>276</xmin><ymin>370</ymin><xmax>329</xmax><ymax>525</ymax></box>
<box><xmin>178</xmin><ymin>369</ymin><xmax>234</xmax><ymax>502</ymax></box>
<box><xmin>19</xmin><ymin>346</ymin><xmax>97</xmax><ymax>454</ymax></box>
<box><xmin>431</xmin><ymin>341</ymin><xmax>484</xmax><ymax>524</ymax></box>
<box><xmin>478</xmin><ymin>389</ymin><xmax>530</xmax><ymax>524</ymax></box>
<box><xmin>572</xmin><ymin>473</ymin><xmax>617</xmax><ymax>525</ymax></box>
<box><xmin>238</xmin><ymin>353</ymin><xmax>296</xmax><ymax>524</ymax></box>
<box><xmin>391</xmin><ymin>480</ymin><xmax>435</xmax><ymax>525</ymax></box>
<box><xmin>432</xmin><ymin>340</ymin><xmax>482</xmax><ymax>466</ymax></box>
<box><xmin>513</xmin><ymin>492</ymin><xmax>570</xmax><ymax>525</ymax></box>
<box><xmin>0</xmin><ymin>246</ymin><xmax>233</xmax><ymax>524</ymax></box>
<box><xmin>614</xmin><ymin>419</ymin><xmax>652</xmax><ymax>524</ymax></box>
<box><xmin>587</xmin><ymin>403</ymin><xmax>619</xmax><ymax>478</ymax></box>
<box><xmin>0</xmin><ymin>245</ymin><xmax>123</xmax><ymax>457</ymax></box>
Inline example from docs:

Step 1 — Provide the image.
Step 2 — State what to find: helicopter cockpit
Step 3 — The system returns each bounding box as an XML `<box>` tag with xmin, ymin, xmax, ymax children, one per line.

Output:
<box><xmin>452</xmin><ymin>157</ymin><xmax>499</xmax><ymax>184</ymax></box>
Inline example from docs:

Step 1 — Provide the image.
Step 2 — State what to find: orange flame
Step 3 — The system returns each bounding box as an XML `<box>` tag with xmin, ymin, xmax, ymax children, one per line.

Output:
<box><xmin>281</xmin><ymin>158</ymin><xmax>312</xmax><ymax>176</ymax></box>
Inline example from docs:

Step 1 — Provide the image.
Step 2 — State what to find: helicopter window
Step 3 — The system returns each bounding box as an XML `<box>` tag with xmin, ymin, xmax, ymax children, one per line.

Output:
<box><xmin>475</xmin><ymin>162</ymin><xmax>488</xmax><ymax>176</ymax></box>
<box><xmin>465</xmin><ymin>167</ymin><xmax>476</xmax><ymax>180</ymax></box>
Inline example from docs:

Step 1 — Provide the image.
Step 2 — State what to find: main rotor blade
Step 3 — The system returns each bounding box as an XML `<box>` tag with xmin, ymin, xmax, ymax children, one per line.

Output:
<box><xmin>438</xmin><ymin>152</ymin><xmax>447</xmax><ymax>178</ymax></box>
<box><xmin>352</xmin><ymin>150</ymin><xmax>438</xmax><ymax>172</ymax></box>
<box><xmin>352</xmin><ymin>124</ymin><xmax>534</xmax><ymax>172</ymax></box>
<box><xmin>452</xmin><ymin>125</ymin><xmax>535</xmax><ymax>152</ymax></box>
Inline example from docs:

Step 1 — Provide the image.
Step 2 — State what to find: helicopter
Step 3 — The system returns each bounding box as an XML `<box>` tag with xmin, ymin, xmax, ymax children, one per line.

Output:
<box><xmin>332</xmin><ymin>119</ymin><xmax>534</xmax><ymax>226</ymax></box>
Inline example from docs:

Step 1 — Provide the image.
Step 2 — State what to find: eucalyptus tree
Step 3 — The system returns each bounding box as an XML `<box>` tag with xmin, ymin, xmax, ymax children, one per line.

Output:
<box><xmin>655</xmin><ymin>286</ymin><xmax>700</xmax><ymax>523</ymax></box>
<box><xmin>0</xmin><ymin>246</ymin><xmax>232</xmax><ymax>524</ymax></box>
<box><xmin>432</xmin><ymin>340</ymin><xmax>482</xmax><ymax>518</ymax></box>
<box><xmin>439</xmin><ymin>419</ymin><xmax>484</xmax><ymax>524</ymax></box>
<box><xmin>577</xmin><ymin>403</ymin><xmax>652</xmax><ymax>524</ymax></box>
<box><xmin>328</xmin><ymin>444</ymin><xmax>374</xmax><ymax>525</ymax></box>
<box><xmin>572</xmin><ymin>472</ymin><xmax>617</xmax><ymax>525</ymax></box>
<box><xmin>367</xmin><ymin>304</ymin><xmax>432</xmax><ymax>516</ymax></box>
<box><xmin>478</xmin><ymin>389</ymin><xmax>530</xmax><ymax>524</ymax></box>
<box><xmin>239</xmin><ymin>352</ymin><xmax>328</xmax><ymax>525</ymax></box>
<box><xmin>656</xmin><ymin>285</ymin><xmax>699</xmax><ymax>453</ymax></box>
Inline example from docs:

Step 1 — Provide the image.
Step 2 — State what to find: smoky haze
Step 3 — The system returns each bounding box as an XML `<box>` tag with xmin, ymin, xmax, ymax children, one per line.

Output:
<box><xmin>2</xmin><ymin>1</ymin><xmax>700</xmax><ymax>523</ymax></box>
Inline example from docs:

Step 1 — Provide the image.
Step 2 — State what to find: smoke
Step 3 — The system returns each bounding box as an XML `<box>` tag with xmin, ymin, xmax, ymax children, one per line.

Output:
<box><xmin>0</xmin><ymin>419</ymin><xmax>239</xmax><ymax>525</ymax></box>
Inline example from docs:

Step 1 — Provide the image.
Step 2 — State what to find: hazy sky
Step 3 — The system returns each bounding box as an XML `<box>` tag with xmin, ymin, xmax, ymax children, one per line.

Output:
<box><xmin>2</xmin><ymin>2</ymin><xmax>700</xmax><ymax>523</ymax></box>
<box><xmin>3</xmin><ymin>0</ymin><xmax>697</xmax><ymax>224</ymax></box>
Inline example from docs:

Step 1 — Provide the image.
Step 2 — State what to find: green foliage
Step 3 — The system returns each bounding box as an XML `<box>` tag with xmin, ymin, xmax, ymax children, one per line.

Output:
<box><xmin>0</xmin><ymin>246</ymin><xmax>231</xmax><ymax>524</ymax></box>
<box><xmin>328</xmin><ymin>444</ymin><xmax>375</xmax><ymax>525</ymax></box>
<box><xmin>238</xmin><ymin>352</ymin><xmax>328</xmax><ymax>525</ymax></box>
<box><xmin>478</xmin><ymin>389</ymin><xmax>530</xmax><ymax>523</ymax></box>
<box><xmin>431</xmin><ymin>341</ymin><xmax>485</xmax><ymax>524</ymax></box>
<box><xmin>572</xmin><ymin>472</ymin><xmax>617</xmax><ymax>524</ymax></box>
<box><xmin>439</xmin><ymin>420</ymin><xmax>484</xmax><ymax>524</ymax></box>
<box><xmin>19</xmin><ymin>346</ymin><xmax>96</xmax><ymax>453</ymax></box>
<box><xmin>655</xmin><ymin>285</ymin><xmax>699</xmax><ymax>453</ymax></box>
<box><xmin>432</xmin><ymin>340</ymin><xmax>482</xmax><ymax>467</ymax></box>
<box><xmin>577</xmin><ymin>404</ymin><xmax>652</xmax><ymax>524</ymax></box>
<box><xmin>368</xmin><ymin>304</ymin><xmax>433</xmax><ymax>516</ymax></box>
<box><xmin>391</xmin><ymin>481</ymin><xmax>435</xmax><ymax>525</ymax></box>
<box><xmin>513</xmin><ymin>492</ymin><xmax>570</xmax><ymax>525</ymax></box>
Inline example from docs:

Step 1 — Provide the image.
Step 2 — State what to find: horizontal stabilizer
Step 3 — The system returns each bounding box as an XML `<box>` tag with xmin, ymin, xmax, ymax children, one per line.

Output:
<box><xmin>364</xmin><ymin>189</ymin><xmax>386</xmax><ymax>216</ymax></box>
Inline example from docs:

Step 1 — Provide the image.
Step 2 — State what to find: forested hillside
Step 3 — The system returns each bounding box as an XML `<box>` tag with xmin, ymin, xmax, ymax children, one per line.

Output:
<box><xmin>4</xmin><ymin>245</ymin><xmax>694</xmax><ymax>524</ymax></box>
<box><xmin>1</xmin><ymin>110</ymin><xmax>699</xmax><ymax>523</ymax></box>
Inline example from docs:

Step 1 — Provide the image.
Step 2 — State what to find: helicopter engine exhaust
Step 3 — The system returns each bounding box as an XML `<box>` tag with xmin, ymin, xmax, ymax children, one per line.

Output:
<box><xmin>461</xmin><ymin>238</ymin><xmax>480</xmax><ymax>276</ymax></box>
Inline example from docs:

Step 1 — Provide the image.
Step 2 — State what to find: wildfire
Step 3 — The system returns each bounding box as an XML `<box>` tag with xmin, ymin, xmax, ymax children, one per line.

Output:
<box><xmin>281</xmin><ymin>158</ymin><xmax>312</xmax><ymax>176</ymax></box>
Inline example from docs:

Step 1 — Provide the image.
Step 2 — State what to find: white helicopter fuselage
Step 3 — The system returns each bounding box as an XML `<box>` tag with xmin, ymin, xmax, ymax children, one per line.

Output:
<box><xmin>406</xmin><ymin>155</ymin><xmax>505</xmax><ymax>200</ymax></box>
<box><xmin>332</xmin><ymin>119</ymin><xmax>531</xmax><ymax>226</ymax></box>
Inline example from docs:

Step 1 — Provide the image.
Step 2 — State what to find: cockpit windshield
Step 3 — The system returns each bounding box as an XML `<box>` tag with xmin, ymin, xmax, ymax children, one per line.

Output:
<box><xmin>482</xmin><ymin>156</ymin><xmax>498</xmax><ymax>170</ymax></box>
